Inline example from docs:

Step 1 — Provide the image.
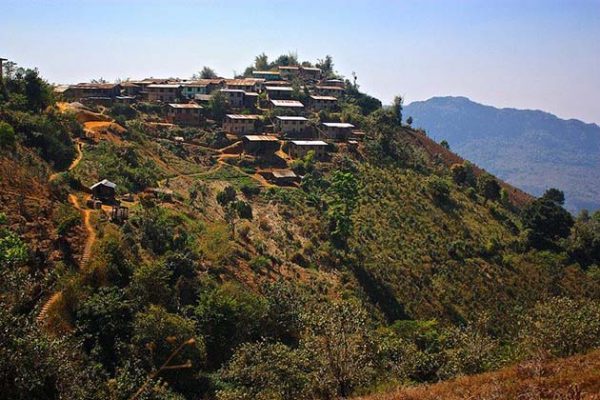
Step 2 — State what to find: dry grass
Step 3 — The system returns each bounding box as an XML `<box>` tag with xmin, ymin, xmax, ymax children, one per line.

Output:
<box><xmin>357</xmin><ymin>350</ymin><xmax>600</xmax><ymax>400</ymax></box>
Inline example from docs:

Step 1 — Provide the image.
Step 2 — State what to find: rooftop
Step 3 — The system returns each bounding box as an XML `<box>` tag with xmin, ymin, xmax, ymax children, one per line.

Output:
<box><xmin>147</xmin><ymin>84</ymin><xmax>182</xmax><ymax>89</ymax></box>
<box><xmin>310</xmin><ymin>95</ymin><xmax>338</xmax><ymax>101</ymax></box>
<box><xmin>90</xmin><ymin>179</ymin><xmax>117</xmax><ymax>189</ymax></box>
<box><xmin>220</xmin><ymin>88</ymin><xmax>246</xmax><ymax>93</ymax></box>
<box><xmin>168</xmin><ymin>103</ymin><xmax>203</xmax><ymax>109</ymax></box>
<box><xmin>270</xmin><ymin>99</ymin><xmax>304</xmax><ymax>107</ymax></box>
<box><xmin>253</xmin><ymin>70</ymin><xmax>281</xmax><ymax>75</ymax></box>
<box><xmin>276</xmin><ymin>116</ymin><xmax>308</xmax><ymax>121</ymax></box>
<box><xmin>279</xmin><ymin>65</ymin><xmax>300</xmax><ymax>70</ymax></box>
<box><xmin>291</xmin><ymin>140</ymin><xmax>328</xmax><ymax>146</ymax></box>
<box><xmin>265</xmin><ymin>86</ymin><xmax>294</xmax><ymax>91</ymax></box>
<box><xmin>69</xmin><ymin>83</ymin><xmax>120</xmax><ymax>90</ymax></box>
<box><xmin>272</xmin><ymin>169</ymin><xmax>297</xmax><ymax>178</ymax></box>
<box><xmin>316</xmin><ymin>85</ymin><xmax>344</xmax><ymax>90</ymax></box>
<box><xmin>243</xmin><ymin>135</ymin><xmax>279</xmax><ymax>142</ymax></box>
<box><xmin>225</xmin><ymin>79</ymin><xmax>261</xmax><ymax>86</ymax></box>
<box><xmin>226</xmin><ymin>114</ymin><xmax>259</xmax><ymax>120</ymax></box>
<box><xmin>323</xmin><ymin>122</ymin><xmax>355</xmax><ymax>128</ymax></box>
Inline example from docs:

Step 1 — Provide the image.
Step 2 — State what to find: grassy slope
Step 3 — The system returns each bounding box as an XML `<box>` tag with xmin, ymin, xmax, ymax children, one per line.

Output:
<box><xmin>356</xmin><ymin>349</ymin><xmax>600</xmax><ymax>400</ymax></box>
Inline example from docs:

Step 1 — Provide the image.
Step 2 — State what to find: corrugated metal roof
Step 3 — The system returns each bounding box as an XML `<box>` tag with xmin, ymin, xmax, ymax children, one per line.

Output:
<box><xmin>90</xmin><ymin>179</ymin><xmax>117</xmax><ymax>190</ymax></box>
<box><xmin>168</xmin><ymin>103</ymin><xmax>203</xmax><ymax>109</ymax></box>
<box><xmin>276</xmin><ymin>116</ymin><xmax>308</xmax><ymax>121</ymax></box>
<box><xmin>272</xmin><ymin>169</ymin><xmax>297</xmax><ymax>178</ymax></box>
<box><xmin>226</xmin><ymin>114</ymin><xmax>259</xmax><ymax>120</ymax></box>
<box><xmin>243</xmin><ymin>135</ymin><xmax>279</xmax><ymax>141</ymax></box>
<box><xmin>316</xmin><ymin>85</ymin><xmax>344</xmax><ymax>90</ymax></box>
<box><xmin>266</xmin><ymin>86</ymin><xmax>293</xmax><ymax>91</ymax></box>
<box><xmin>253</xmin><ymin>70</ymin><xmax>281</xmax><ymax>75</ymax></box>
<box><xmin>310</xmin><ymin>95</ymin><xmax>337</xmax><ymax>101</ymax></box>
<box><xmin>291</xmin><ymin>140</ymin><xmax>328</xmax><ymax>146</ymax></box>
<box><xmin>323</xmin><ymin>122</ymin><xmax>355</xmax><ymax>128</ymax></box>
<box><xmin>270</xmin><ymin>99</ymin><xmax>304</xmax><ymax>107</ymax></box>
<box><xmin>220</xmin><ymin>88</ymin><xmax>245</xmax><ymax>93</ymax></box>
<box><xmin>147</xmin><ymin>84</ymin><xmax>182</xmax><ymax>89</ymax></box>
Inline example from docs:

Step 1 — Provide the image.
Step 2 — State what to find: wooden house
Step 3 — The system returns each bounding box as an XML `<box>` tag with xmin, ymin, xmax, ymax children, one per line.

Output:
<box><xmin>223</xmin><ymin>114</ymin><xmax>260</xmax><ymax>135</ymax></box>
<box><xmin>264</xmin><ymin>169</ymin><xmax>299</xmax><ymax>185</ymax></box>
<box><xmin>314</xmin><ymin>85</ymin><xmax>344</xmax><ymax>98</ymax></box>
<box><xmin>309</xmin><ymin>95</ymin><xmax>337</xmax><ymax>111</ymax></box>
<box><xmin>252</xmin><ymin>70</ymin><xmax>282</xmax><ymax>81</ymax></box>
<box><xmin>145</xmin><ymin>84</ymin><xmax>182</xmax><ymax>102</ymax></box>
<box><xmin>278</xmin><ymin>65</ymin><xmax>300</xmax><ymax>80</ymax></box>
<box><xmin>321</xmin><ymin>122</ymin><xmax>355</xmax><ymax>140</ymax></box>
<box><xmin>220</xmin><ymin>89</ymin><xmax>245</xmax><ymax>108</ymax></box>
<box><xmin>275</xmin><ymin>116</ymin><xmax>308</xmax><ymax>136</ymax></box>
<box><xmin>288</xmin><ymin>140</ymin><xmax>329</xmax><ymax>160</ymax></box>
<box><xmin>269</xmin><ymin>99</ymin><xmax>304</xmax><ymax>114</ymax></box>
<box><xmin>166</xmin><ymin>103</ymin><xmax>203</xmax><ymax>126</ymax></box>
<box><xmin>64</xmin><ymin>83</ymin><xmax>121</xmax><ymax>101</ymax></box>
<box><xmin>266</xmin><ymin>86</ymin><xmax>294</xmax><ymax>100</ymax></box>
<box><xmin>242</xmin><ymin>135</ymin><xmax>279</xmax><ymax>155</ymax></box>
<box><xmin>90</xmin><ymin>179</ymin><xmax>117</xmax><ymax>202</ymax></box>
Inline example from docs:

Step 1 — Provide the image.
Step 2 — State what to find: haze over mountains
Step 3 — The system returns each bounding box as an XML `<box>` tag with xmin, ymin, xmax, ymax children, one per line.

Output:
<box><xmin>404</xmin><ymin>96</ymin><xmax>600</xmax><ymax>212</ymax></box>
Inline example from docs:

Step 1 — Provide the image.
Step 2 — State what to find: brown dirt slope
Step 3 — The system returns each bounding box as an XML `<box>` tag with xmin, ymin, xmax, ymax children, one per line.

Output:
<box><xmin>358</xmin><ymin>350</ymin><xmax>600</xmax><ymax>400</ymax></box>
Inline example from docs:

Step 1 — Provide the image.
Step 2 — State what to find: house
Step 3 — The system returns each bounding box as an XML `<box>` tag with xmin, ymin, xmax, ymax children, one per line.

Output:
<box><xmin>309</xmin><ymin>95</ymin><xmax>337</xmax><ymax>111</ymax></box>
<box><xmin>64</xmin><ymin>83</ymin><xmax>122</xmax><ymax>101</ymax></box>
<box><xmin>314</xmin><ymin>85</ymin><xmax>344</xmax><ymax>98</ymax></box>
<box><xmin>264</xmin><ymin>169</ymin><xmax>299</xmax><ymax>185</ymax></box>
<box><xmin>90</xmin><ymin>179</ymin><xmax>117</xmax><ymax>202</ymax></box>
<box><xmin>288</xmin><ymin>140</ymin><xmax>329</xmax><ymax>160</ymax></box>
<box><xmin>242</xmin><ymin>135</ymin><xmax>280</xmax><ymax>155</ymax></box>
<box><xmin>266</xmin><ymin>86</ymin><xmax>294</xmax><ymax>100</ymax></box>
<box><xmin>181</xmin><ymin>82</ymin><xmax>209</xmax><ymax>99</ymax></box>
<box><xmin>269</xmin><ymin>99</ymin><xmax>304</xmax><ymax>114</ymax></box>
<box><xmin>145</xmin><ymin>84</ymin><xmax>182</xmax><ymax>102</ymax></box>
<box><xmin>252</xmin><ymin>70</ymin><xmax>282</xmax><ymax>81</ymax></box>
<box><xmin>223</xmin><ymin>114</ymin><xmax>260</xmax><ymax>135</ymax></box>
<box><xmin>166</xmin><ymin>103</ymin><xmax>203</xmax><ymax>126</ymax></box>
<box><xmin>194</xmin><ymin>94</ymin><xmax>213</xmax><ymax>106</ymax></box>
<box><xmin>322</xmin><ymin>79</ymin><xmax>346</xmax><ymax>88</ymax></box>
<box><xmin>321</xmin><ymin>122</ymin><xmax>355</xmax><ymax>140</ymax></box>
<box><xmin>120</xmin><ymin>82</ymin><xmax>142</xmax><ymax>97</ymax></box>
<box><xmin>275</xmin><ymin>116</ymin><xmax>308</xmax><ymax>136</ymax></box>
<box><xmin>244</xmin><ymin>92</ymin><xmax>259</xmax><ymax>109</ymax></box>
<box><xmin>220</xmin><ymin>89</ymin><xmax>245</xmax><ymax>108</ymax></box>
<box><xmin>279</xmin><ymin>65</ymin><xmax>300</xmax><ymax>80</ymax></box>
<box><xmin>300</xmin><ymin>66</ymin><xmax>322</xmax><ymax>81</ymax></box>
<box><xmin>225</xmin><ymin>79</ymin><xmax>262</xmax><ymax>93</ymax></box>
<box><xmin>0</xmin><ymin>58</ymin><xmax>6</xmax><ymax>81</ymax></box>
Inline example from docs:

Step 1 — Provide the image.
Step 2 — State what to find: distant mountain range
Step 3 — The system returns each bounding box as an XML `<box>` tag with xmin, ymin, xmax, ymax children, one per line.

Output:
<box><xmin>404</xmin><ymin>96</ymin><xmax>600</xmax><ymax>212</ymax></box>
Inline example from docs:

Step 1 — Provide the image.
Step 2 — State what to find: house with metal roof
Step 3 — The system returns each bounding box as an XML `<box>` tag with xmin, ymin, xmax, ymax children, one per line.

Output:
<box><xmin>309</xmin><ymin>95</ymin><xmax>338</xmax><ymax>111</ymax></box>
<box><xmin>314</xmin><ymin>85</ymin><xmax>345</xmax><ymax>98</ymax></box>
<box><xmin>269</xmin><ymin>99</ymin><xmax>304</xmax><ymax>114</ymax></box>
<box><xmin>252</xmin><ymin>70</ymin><xmax>282</xmax><ymax>81</ymax></box>
<box><xmin>266</xmin><ymin>86</ymin><xmax>294</xmax><ymax>100</ymax></box>
<box><xmin>145</xmin><ymin>84</ymin><xmax>182</xmax><ymax>102</ymax></box>
<box><xmin>220</xmin><ymin>88</ymin><xmax>246</xmax><ymax>108</ymax></box>
<box><xmin>166</xmin><ymin>103</ymin><xmax>203</xmax><ymax>126</ymax></box>
<box><xmin>288</xmin><ymin>140</ymin><xmax>329</xmax><ymax>160</ymax></box>
<box><xmin>321</xmin><ymin>122</ymin><xmax>355</xmax><ymax>141</ymax></box>
<box><xmin>223</xmin><ymin>114</ymin><xmax>260</xmax><ymax>135</ymax></box>
<box><xmin>275</xmin><ymin>116</ymin><xmax>309</xmax><ymax>135</ymax></box>
<box><xmin>242</xmin><ymin>135</ymin><xmax>280</xmax><ymax>155</ymax></box>
<box><xmin>90</xmin><ymin>179</ymin><xmax>117</xmax><ymax>202</ymax></box>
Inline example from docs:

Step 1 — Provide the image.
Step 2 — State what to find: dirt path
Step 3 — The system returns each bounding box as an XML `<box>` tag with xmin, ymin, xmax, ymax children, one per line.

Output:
<box><xmin>69</xmin><ymin>193</ymin><xmax>96</xmax><ymax>267</ymax></box>
<box><xmin>48</xmin><ymin>141</ymin><xmax>83</xmax><ymax>182</ymax></box>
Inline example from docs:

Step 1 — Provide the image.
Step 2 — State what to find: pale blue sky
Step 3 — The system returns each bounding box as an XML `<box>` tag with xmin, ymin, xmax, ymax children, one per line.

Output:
<box><xmin>1</xmin><ymin>0</ymin><xmax>599</xmax><ymax>123</ymax></box>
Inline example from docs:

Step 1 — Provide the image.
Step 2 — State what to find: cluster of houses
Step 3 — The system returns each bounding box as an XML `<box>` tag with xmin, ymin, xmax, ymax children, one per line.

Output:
<box><xmin>58</xmin><ymin>65</ymin><xmax>365</xmax><ymax>184</ymax></box>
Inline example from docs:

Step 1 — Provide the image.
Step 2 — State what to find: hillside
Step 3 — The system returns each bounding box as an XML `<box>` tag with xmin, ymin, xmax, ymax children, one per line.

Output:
<box><xmin>404</xmin><ymin>96</ymin><xmax>600</xmax><ymax>212</ymax></box>
<box><xmin>357</xmin><ymin>349</ymin><xmax>600</xmax><ymax>400</ymax></box>
<box><xmin>1</xmin><ymin>57</ymin><xmax>600</xmax><ymax>400</ymax></box>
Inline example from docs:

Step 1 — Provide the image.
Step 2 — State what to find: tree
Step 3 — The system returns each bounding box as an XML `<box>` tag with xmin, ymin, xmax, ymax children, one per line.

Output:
<box><xmin>406</xmin><ymin>116</ymin><xmax>413</xmax><ymax>126</ymax></box>
<box><xmin>218</xmin><ymin>341</ymin><xmax>311</xmax><ymax>400</ymax></box>
<box><xmin>426</xmin><ymin>176</ymin><xmax>451</xmax><ymax>205</ymax></box>
<box><xmin>542</xmin><ymin>188</ymin><xmax>565</xmax><ymax>205</ymax></box>
<box><xmin>254</xmin><ymin>52</ymin><xmax>270</xmax><ymax>70</ymax></box>
<box><xmin>0</xmin><ymin>122</ymin><xmax>16</xmax><ymax>149</ymax></box>
<box><xmin>301</xmin><ymin>300</ymin><xmax>376</xmax><ymax>398</ymax></box>
<box><xmin>316</xmin><ymin>55</ymin><xmax>334</xmax><ymax>77</ymax></box>
<box><xmin>522</xmin><ymin>195</ymin><xmax>574</xmax><ymax>249</ymax></box>
<box><xmin>326</xmin><ymin>171</ymin><xmax>359</xmax><ymax>249</ymax></box>
<box><xmin>567</xmin><ymin>212</ymin><xmax>600</xmax><ymax>268</ymax></box>
<box><xmin>440</xmin><ymin>140</ymin><xmax>450</xmax><ymax>150</ymax></box>
<box><xmin>392</xmin><ymin>95</ymin><xmax>403</xmax><ymax>124</ymax></box>
<box><xmin>477</xmin><ymin>173</ymin><xmax>501</xmax><ymax>203</ymax></box>
<box><xmin>130</xmin><ymin>262</ymin><xmax>174</xmax><ymax>308</ymax></box>
<box><xmin>207</xmin><ymin>90</ymin><xmax>228</xmax><ymax>122</ymax></box>
<box><xmin>199</xmin><ymin>66</ymin><xmax>218</xmax><ymax>79</ymax></box>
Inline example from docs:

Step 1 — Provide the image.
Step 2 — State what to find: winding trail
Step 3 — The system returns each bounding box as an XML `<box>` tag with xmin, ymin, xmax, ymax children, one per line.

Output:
<box><xmin>38</xmin><ymin>141</ymin><xmax>93</xmax><ymax>328</ymax></box>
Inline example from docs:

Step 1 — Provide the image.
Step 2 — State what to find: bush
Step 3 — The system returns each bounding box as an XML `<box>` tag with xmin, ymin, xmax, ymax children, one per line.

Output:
<box><xmin>217</xmin><ymin>186</ymin><xmax>237</xmax><ymax>206</ymax></box>
<box><xmin>426</xmin><ymin>176</ymin><xmax>451</xmax><ymax>204</ymax></box>
<box><xmin>518</xmin><ymin>298</ymin><xmax>600</xmax><ymax>357</ymax></box>
<box><xmin>0</xmin><ymin>122</ymin><xmax>16</xmax><ymax>149</ymax></box>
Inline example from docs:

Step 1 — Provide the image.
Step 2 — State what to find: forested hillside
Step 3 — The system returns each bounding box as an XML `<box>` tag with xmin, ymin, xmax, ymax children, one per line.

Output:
<box><xmin>404</xmin><ymin>96</ymin><xmax>600</xmax><ymax>212</ymax></box>
<box><xmin>1</xmin><ymin>57</ymin><xmax>599</xmax><ymax>400</ymax></box>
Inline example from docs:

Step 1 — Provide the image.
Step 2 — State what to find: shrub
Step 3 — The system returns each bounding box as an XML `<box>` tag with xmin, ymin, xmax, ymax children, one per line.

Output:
<box><xmin>217</xmin><ymin>186</ymin><xmax>237</xmax><ymax>206</ymax></box>
<box><xmin>426</xmin><ymin>176</ymin><xmax>451</xmax><ymax>204</ymax></box>
<box><xmin>0</xmin><ymin>122</ymin><xmax>16</xmax><ymax>149</ymax></box>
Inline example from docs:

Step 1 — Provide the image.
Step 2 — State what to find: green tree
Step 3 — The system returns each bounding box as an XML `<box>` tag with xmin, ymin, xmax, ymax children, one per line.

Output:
<box><xmin>522</xmin><ymin>194</ymin><xmax>574</xmax><ymax>249</ymax></box>
<box><xmin>0</xmin><ymin>121</ymin><xmax>16</xmax><ymax>149</ymax></box>
<box><xmin>542</xmin><ymin>187</ymin><xmax>565</xmax><ymax>205</ymax></box>
<box><xmin>130</xmin><ymin>262</ymin><xmax>174</xmax><ymax>308</ymax></box>
<box><xmin>218</xmin><ymin>341</ymin><xmax>311</xmax><ymax>400</ymax></box>
<box><xmin>316</xmin><ymin>55</ymin><xmax>334</xmax><ymax>78</ymax></box>
<box><xmin>326</xmin><ymin>171</ymin><xmax>359</xmax><ymax>249</ymax></box>
<box><xmin>406</xmin><ymin>116</ymin><xmax>413</xmax><ymax>126</ymax></box>
<box><xmin>477</xmin><ymin>173</ymin><xmax>501</xmax><ymax>203</ymax></box>
<box><xmin>440</xmin><ymin>139</ymin><xmax>450</xmax><ymax>150</ymax></box>
<box><xmin>207</xmin><ymin>90</ymin><xmax>229</xmax><ymax>122</ymax></box>
<box><xmin>392</xmin><ymin>95</ymin><xmax>403</xmax><ymax>124</ymax></box>
<box><xmin>199</xmin><ymin>66</ymin><xmax>218</xmax><ymax>79</ymax></box>
<box><xmin>426</xmin><ymin>176</ymin><xmax>451</xmax><ymax>205</ymax></box>
<box><xmin>301</xmin><ymin>300</ymin><xmax>376</xmax><ymax>398</ymax></box>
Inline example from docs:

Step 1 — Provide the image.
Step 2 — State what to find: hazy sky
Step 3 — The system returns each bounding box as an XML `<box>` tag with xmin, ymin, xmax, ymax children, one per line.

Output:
<box><xmin>2</xmin><ymin>0</ymin><xmax>599</xmax><ymax>123</ymax></box>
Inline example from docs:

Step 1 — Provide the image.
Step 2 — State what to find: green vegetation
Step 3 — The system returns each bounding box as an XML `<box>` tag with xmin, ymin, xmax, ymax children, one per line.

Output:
<box><xmin>1</xmin><ymin>57</ymin><xmax>599</xmax><ymax>400</ymax></box>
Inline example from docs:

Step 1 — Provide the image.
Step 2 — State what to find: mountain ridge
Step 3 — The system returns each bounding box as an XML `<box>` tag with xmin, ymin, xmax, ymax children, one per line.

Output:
<box><xmin>404</xmin><ymin>96</ymin><xmax>600</xmax><ymax>212</ymax></box>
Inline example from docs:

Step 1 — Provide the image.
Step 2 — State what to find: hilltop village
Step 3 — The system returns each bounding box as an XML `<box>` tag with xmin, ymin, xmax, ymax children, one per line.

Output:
<box><xmin>55</xmin><ymin>64</ymin><xmax>364</xmax><ymax>191</ymax></box>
